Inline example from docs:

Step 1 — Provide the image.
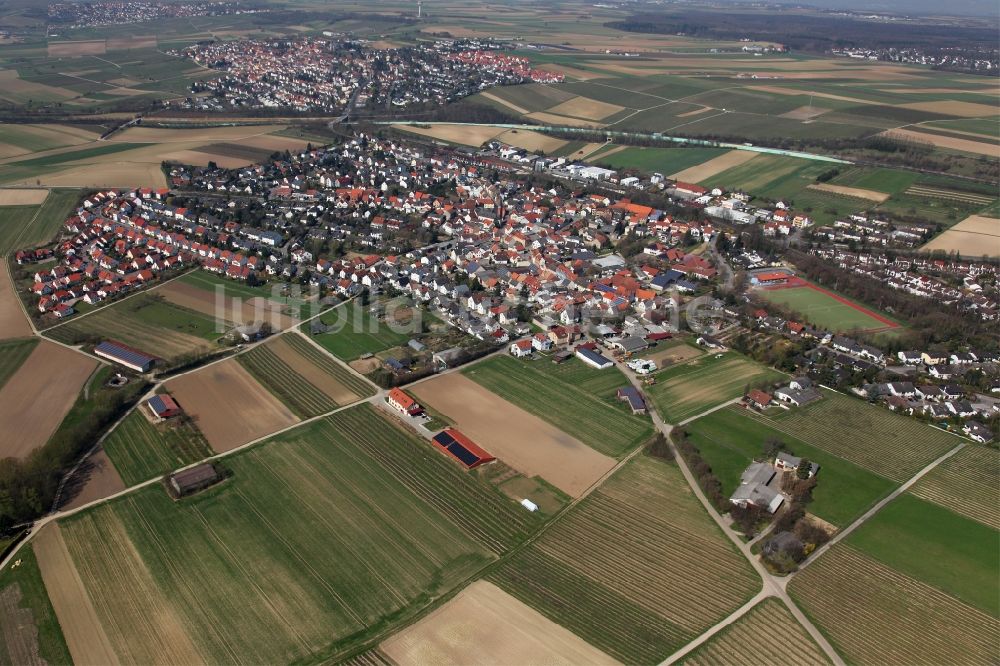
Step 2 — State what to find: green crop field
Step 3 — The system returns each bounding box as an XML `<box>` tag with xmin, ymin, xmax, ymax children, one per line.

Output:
<box><xmin>831</xmin><ymin>166</ymin><xmax>918</xmax><ymax>195</ymax></box>
<box><xmin>177</xmin><ymin>270</ymin><xmax>303</xmax><ymax>306</ymax></box>
<box><xmin>53</xmin><ymin>404</ymin><xmax>540</xmax><ymax>663</ymax></box>
<box><xmin>306</xmin><ymin>301</ymin><xmax>418</xmax><ymax>361</ymax></box>
<box><xmin>591</xmin><ymin>146</ymin><xmax>726</xmax><ymax>176</ymax></box>
<box><xmin>17</xmin><ymin>189</ymin><xmax>83</xmax><ymax>249</ymax></box>
<box><xmin>0</xmin><ymin>206</ymin><xmax>41</xmax><ymax>254</ymax></box>
<box><xmin>237</xmin><ymin>343</ymin><xmax>340</xmax><ymax>418</ymax></box>
<box><xmin>0</xmin><ymin>547</ymin><xmax>72</xmax><ymax>666</ymax></box>
<box><xmin>45</xmin><ymin>295</ymin><xmax>221</xmax><ymax>361</ymax></box>
<box><xmin>755</xmin><ymin>284</ymin><xmax>893</xmax><ymax>332</ymax></box>
<box><xmin>910</xmin><ymin>446</ymin><xmax>1000</xmax><ymax>531</ymax></box>
<box><xmin>679</xmin><ymin>598</ymin><xmax>830</xmax><ymax>666</ymax></box>
<box><xmin>0</xmin><ymin>143</ymin><xmax>144</xmax><ymax>184</ymax></box>
<box><xmin>489</xmin><ymin>454</ymin><xmax>758</xmax><ymax>663</ymax></box>
<box><xmin>645</xmin><ymin>352</ymin><xmax>783</xmax><ymax>424</ymax></box>
<box><xmin>102</xmin><ymin>410</ymin><xmax>213</xmax><ymax>486</ymax></box>
<box><xmin>756</xmin><ymin>390</ymin><xmax>960</xmax><ymax>483</ymax></box>
<box><xmin>0</xmin><ymin>338</ymin><xmax>38</xmax><ymax>390</ymax></box>
<box><xmin>846</xmin><ymin>493</ymin><xmax>998</xmax><ymax>615</ymax></box>
<box><xmin>463</xmin><ymin>355</ymin><xmax>653</xmax><ymax>457</ymax></box>
<box><xmin>683</xmin><ymin>406</ymin><xmax>895</xmax><ymax>527</ymax></box>
<box><xmin>790</xmin><ymin>545</ymin><xmax>999</xmax><ymax>665</ymax></box>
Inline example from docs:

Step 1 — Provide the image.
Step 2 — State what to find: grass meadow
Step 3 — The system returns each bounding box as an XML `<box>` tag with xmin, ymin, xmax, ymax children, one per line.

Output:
<box><xmin>307</xmin><ymin>301</ymin><xmax>416</xmax><ymax>361</ymax></box>
<box><xmin>0</xmin><ymin>547</ymin><xmax>72</xmax><ymax>666</ymax></box>
<box><xmin>846</xmin><ymin>493</ymin><xmax>998</xmax><ymax>615</ymax></box>
<box><xmin>463</xmin><ymin>355</ymin><xmax>654</xmax><ymax>458</ymax></box>
<box><xmin>757</xmin><ymin>390</ymin><xmax>959</xmax><ymax>482</ymax></box>
<box><xmin>645</xmin><ymin>352</ymin><xmax>783</xmax><ymax>424</ymax></box>
<box><xmin>683</xmin><ymin>406</ymin><xmax>895</xmax><ymax>527</ymax></box>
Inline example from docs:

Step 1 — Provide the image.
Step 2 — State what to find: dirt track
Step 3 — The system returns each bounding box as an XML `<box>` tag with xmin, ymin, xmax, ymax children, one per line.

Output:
<box><xmin>381</xmin><ymin>581</ymin><xmax>619</xmax><ymax>666</ymax></box>
<box><xmin>0</xmin><ymin>341</ymin><xmax>97</xmax><ymax>459</ymax></box>
<box><xmin>166</xmin><ymin>359</ymin><xmax>299</xmax><ymax>453</ymax></box>
<box><xmin>33</xmin><ymin>524</ymin><xmax>120</xmax><ymax>666</ymax></box>
<box><xmin>0</xmin><ymin>260</ymin><xmax>32</xmax><ymax>339</ymax></box>
<box><xmin>412</xmin><ymin>373</ymin><xmax>615</xmax><ymax>497</ymax></box>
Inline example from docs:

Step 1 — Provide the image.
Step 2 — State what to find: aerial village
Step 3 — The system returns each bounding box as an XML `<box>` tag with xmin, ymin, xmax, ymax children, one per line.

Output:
<box><xmin>177</xmin><ymin>37</ymin><xmax>562</xmax><ymax>112</ymax></box>
<box><xmin>14</xmin><ymin>131</ymin><xmax>999</xmax><ymax>461</ymax></box>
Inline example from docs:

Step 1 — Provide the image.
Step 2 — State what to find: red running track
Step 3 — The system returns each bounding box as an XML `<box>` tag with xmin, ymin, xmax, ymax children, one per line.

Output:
<box><xmin>760</xmin><ymin>277</ymin><xmax>899</xmax><ymax>330</ymax></box>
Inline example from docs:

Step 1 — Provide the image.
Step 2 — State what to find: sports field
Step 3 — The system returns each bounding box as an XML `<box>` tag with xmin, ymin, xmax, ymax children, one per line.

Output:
<box><xmin>36</xmin><ymin>404</ymin><xmax>538</xmax><ymax>663</ymax></box>
<box><xmin>683</xmin><ymin>406</ymin><xmax>895</xmax><ymax>527</ymax></box>
<box><xmin>102</xmin><ymin>409</ymin><xmax>213</xmax><ymax>486</ymax></box>
<box><xmin>462</xmin><ymin>355</ymin><xmax>654</xmax><ymax>458</ymax></box>
<box><xmin>644</xmin><ymin>352</ymin><xmax>782</xmax><ymax>424</ymax></box>
<box><xmin>679</xmin><ymin>598</ymin><xmax>830</xmax><ymax>666</ymax></box>
<box><xmin>756</xmin><ymin>279</ymin><xmax>898</xmax><ymax>332</ymax></box>
<box><xmin>790</xmin><ymin>546</ymin><xmax>999</xmax><ymax>665</ymax></box>
<box><xmin>757</xmin><ymin>390</ymin><xmax>959</xmax><ymax>483</ymax></box>
<box><xmin>489</xmin><ymin>454</ymin><xmax>758</xmax><ymax>664</ymax></box>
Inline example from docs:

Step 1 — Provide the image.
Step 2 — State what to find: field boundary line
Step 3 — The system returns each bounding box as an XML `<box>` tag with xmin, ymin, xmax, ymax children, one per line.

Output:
<box><xmin>788</xmin><ymin>442</ymin><xmax>966</xmax><ymax>579</ymax></box>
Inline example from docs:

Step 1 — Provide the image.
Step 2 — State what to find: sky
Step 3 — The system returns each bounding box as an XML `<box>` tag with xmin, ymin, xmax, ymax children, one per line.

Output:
<box><xmin>727</xmin><ymin>0</ymin><xmax>1000</xmax><ymax>18</ymax></box>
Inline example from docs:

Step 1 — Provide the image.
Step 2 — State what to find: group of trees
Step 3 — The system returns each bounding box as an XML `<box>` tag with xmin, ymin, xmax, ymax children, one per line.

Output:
<box><xmin>671</xmin><ymin>428</ymin><xmax>726</xmax><ymax>511</ymax></box>
<box><xmin>0</xmin><ymin>374</ymin><xmax>150</xmax><ymax>534</ymax></box>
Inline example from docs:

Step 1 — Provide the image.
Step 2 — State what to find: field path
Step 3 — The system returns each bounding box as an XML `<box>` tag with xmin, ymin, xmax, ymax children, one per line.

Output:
<box><xmin>788</xmin><ymin>442</ymin><xmax>966</xmax><ymax>579</ymax></box>
<box><xmin>610</xmin><ymin>356</ymin><xmax>844</xmax><ymax>666</ymax></box>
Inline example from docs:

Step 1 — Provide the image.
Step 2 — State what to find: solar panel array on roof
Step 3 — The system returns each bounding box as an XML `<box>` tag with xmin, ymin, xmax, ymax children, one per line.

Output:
<box><xmin>94</xmin><ymin>341</ymin><xmax>156</xmax><ymax>370</ymax></box>
<box><xmin>432</xmin><ymin>431</ymin><xmax>485</xmax><ymax>468</ymax></box>
<box><xmin>446</xmin><ymin>442</ymin><xmax>481</xmax><ymax>467</ymax></box>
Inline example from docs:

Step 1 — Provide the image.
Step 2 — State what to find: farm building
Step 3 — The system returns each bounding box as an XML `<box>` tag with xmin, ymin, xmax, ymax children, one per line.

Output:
<box><xmin>575</xmin><ymin>346</ymin><xmax>613</xmax><ymax>370</ymax></box>
<box><xmin>387</xmin><ymin>388</ymin><xmax>423</xmax><ymax>416</ymax></box>
<box><xmin>94</xmin><ymin>340</ymin><xmax>157</xmax><ymax>372</ymax></box>
<box><xmin>146</xmin><ymin>394</ymin><xmax>182</xmax><ymax>420</ymax></box>
<box><xmin>168</xmin><ymin>463</ymin><xmax>221</xmax><ymax>497</ymax></box>
<box><xmin>617</xmin><ymin>386</ymin><xmax>647</xmax><ymax>414</ymax></box>
<box><xmin>432</xmin><ymin>429</ymin><xmax>495</xmax><ymax>469</ymax></box>
<box><xmin>729</xmin><ymin>461</ymin><xmax>783</xmax><ymax>514</ymax></box>
<box><xmin>775</xmin><ymin>452</ymin><xmax>819</xmax><ymax>478</ymax></box>
<box><xmin>747</xmin><ymin>389</ymin><xmax>773</xmax><ymax>409</ymax></box>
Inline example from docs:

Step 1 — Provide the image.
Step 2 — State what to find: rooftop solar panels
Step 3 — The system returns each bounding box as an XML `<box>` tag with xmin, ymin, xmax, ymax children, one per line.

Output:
<box><xmin>432</xmin><ymin>429</ymin><xmax>494</xmax><ymax>469</ymax></box>
<box><xmin>94</xmin><ymin>340</ymin><xmax>157</xmax><ymax>371</ymax></box>
<box><xmin>446</xmin><ymin>441</ymin><xmax>481</xmax><ymax>467</ymax></box>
